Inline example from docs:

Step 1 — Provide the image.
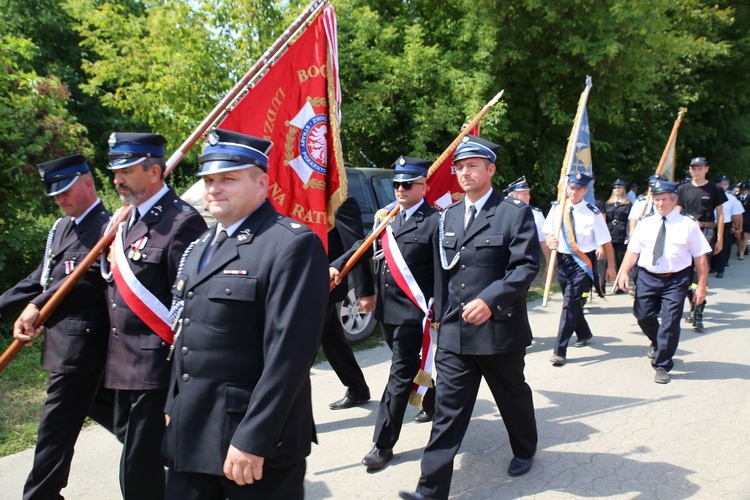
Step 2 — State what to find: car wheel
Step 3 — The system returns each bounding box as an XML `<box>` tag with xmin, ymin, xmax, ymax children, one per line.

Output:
<box><xmin>337</xmin><ymin>288</ymin><xmax>377</xmax><ymax>344</ymax></box>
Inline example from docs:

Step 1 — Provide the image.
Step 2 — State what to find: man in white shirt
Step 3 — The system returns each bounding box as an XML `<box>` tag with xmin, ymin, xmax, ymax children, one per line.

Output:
<box><xmin>544</xmin><ymin>172</ymin><xmax>615</xmax><ymax>366</ymax></box>
<box><xmin>617</xmin><ymin>180</ymin><xmax>711</xmax><ymax>384</ymax></box>
<box><xmin>713</xmin><ymin>175</ymin><xmax>745</xmax><ymax>277</ymax></box>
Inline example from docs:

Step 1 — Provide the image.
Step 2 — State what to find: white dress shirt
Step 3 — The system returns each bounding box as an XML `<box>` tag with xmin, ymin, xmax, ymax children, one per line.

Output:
<box><xmin>628</xmin><ymin>208</ymin><xmax>712</xmax><ymax>273</ymax></box>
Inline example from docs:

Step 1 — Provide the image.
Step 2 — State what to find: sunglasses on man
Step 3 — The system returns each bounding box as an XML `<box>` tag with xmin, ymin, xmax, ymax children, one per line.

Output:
<box><xmin>392</xmin><ymin>181</ymin><xmax>425</xmax><ymax>190</ymax></box>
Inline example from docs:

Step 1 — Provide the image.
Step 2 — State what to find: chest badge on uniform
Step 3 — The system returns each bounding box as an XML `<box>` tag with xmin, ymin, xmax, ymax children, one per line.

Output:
<box><xmin>224</xmin><ymin>269</ymin><xmax>248</xmax><ymax>275</ymax></box>
<box><xmin>175</xmin><ymin>279</ymin><xmax>185</xmax><ymax>292</ymax></box>
<box><xmin>291</xmin><ymin>223</ymin><xmax>301</xmax><ymax>229</ymax></box>
<box><xmin>129</xmin><ymin>236</ymin><xmax>148</xmax><ymax>261</ymax></box>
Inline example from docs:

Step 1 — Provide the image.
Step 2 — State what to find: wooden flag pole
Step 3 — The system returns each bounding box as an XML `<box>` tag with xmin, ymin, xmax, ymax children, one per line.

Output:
<box><xmin>609</xmin><ymin>107</ymin><xmax>687</xmax><ymax>294</ymax></box>
<box><xmin>331</xmin><ymin>90</ymin><xmax>505</xmax><ymax>290</ymax></box>
<box><xmin>542</xmin><ymin>76</ymin><xmax>594</xmax><ymax>307</ymax></box>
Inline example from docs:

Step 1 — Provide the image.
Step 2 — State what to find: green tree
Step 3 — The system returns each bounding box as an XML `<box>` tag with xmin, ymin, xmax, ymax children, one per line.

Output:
<box><xmin>0</xmin><ymin>33</ymin><xmax>94</xmax><ymax>291</ymax></box>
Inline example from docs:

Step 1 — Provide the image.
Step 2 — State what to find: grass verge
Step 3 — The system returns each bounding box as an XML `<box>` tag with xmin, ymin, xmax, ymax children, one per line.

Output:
<box><xmin>0</xmin><ymin>327</ymin><xmax>47</xmax><ymax>457</ymax></box>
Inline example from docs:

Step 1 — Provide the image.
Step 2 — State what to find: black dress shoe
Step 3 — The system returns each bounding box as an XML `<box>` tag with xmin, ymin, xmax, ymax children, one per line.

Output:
<box><xmin>399</xmin><ymin>492</ymin><xmax>433</xmax><ymax>500</ymax></box>
<box><xmin>413</xmin><ymin>410</ymin><xmax>434</xmax><ymax>423</ymax></box>
<box><xmin>573</xmin><ymin>335</ymin><xmax>592</xmax><ymax>348</ymax></box>
<box><xmin>716</xmin><ymin>271</ymin><xmax>724</xmax><ymax>278</ymax></box>
<box><xmin>329</xmin><ymin>394</ymin><xmax>369</xmax><ymax>410</ymax></box>
<box><xmin>361</xmin><ymin>445</ymin><xmax>393</xmax><ymax>470</ymax></box>
<box><xmin>647</xmin><ymin>343</ymin><xmax>656</xmax><ymax>360</ymax></box>
<box><xmin>507</xmin><ymin>456</ymin><xmax>533</xmax><ymax>477</ymax></box>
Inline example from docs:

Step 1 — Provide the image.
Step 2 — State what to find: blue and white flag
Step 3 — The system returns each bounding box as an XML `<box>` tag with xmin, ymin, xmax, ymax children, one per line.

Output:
<box><xmin>570</xmin><ymin>107</ymin><xmax>595</xmax><ymax>205</ymax></box>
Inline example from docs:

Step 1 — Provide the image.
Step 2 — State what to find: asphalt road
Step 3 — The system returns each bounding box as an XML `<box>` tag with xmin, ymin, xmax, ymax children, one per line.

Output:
<box><xmin>1</xmin><ymin>252</ymin><xmax>749</xmax><ymax>499</ymax></box>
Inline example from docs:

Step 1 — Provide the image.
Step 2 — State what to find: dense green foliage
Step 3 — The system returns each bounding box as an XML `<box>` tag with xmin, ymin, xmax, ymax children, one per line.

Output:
<box><xmin>0</xmin><ymin>0</ymin><xmax>748</xmax><ymax>291</ymax></box>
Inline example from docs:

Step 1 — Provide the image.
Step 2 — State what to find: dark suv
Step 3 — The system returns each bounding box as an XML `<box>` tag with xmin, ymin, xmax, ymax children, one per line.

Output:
<box><xmin>180</xmin><ymin>166</ymin><xmax>394</xmax><ymax>344</ymax></box>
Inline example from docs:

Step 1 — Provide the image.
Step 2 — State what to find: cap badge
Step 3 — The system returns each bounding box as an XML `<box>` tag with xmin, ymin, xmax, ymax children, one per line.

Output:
<box><xmin>207</xmin><ymin>131</ymin><xmax>220</xmax><ymax>146</ymax></box>
<box><xmin>399</xmin><ymin>157</ymin><xmax>406</xmax><ymax>165</ymax></box>
<box><xmin>576</xmin><ymin>172</ymin><xmax>582</xmax><ymax>179</ymax></box>
<box><xmin>108</xmin><ymin>133</ymin><xmax>117</xmax><ymax>147</ymax></box>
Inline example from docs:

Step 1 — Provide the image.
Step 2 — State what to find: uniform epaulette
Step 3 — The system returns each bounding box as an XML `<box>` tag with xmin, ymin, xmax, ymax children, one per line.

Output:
<box><xmin>504</xmin><ymin>197</ymin><xmax>523</xmax><ymax>207</ymax></box>
<box><xmin>530</xmin><ymin>205</ymin><xmax>542</xmax><ymax>212</ymax></box>
<box><xmin>173</xmin><ymin>196</ymin><xmax>196</xmax><ymax>213</ymax></box>
<box><xmin>637</xmin><ymin>194</ymin><xmax>646</xmax><ymax>201</ymax></box>
<box><xmin>550</xmin><ymin>200</ymin><xmax>560</xmax><ymax>206</ymax></box>
<box><xmin>275</xmin><ymin>215</ymin><xmax>309</xmax><ymax>233</ymax></box>
<box><xmin>586</xmin><ymin>203</ymin><xmax>601</xmax><ymax>214</ymax></box>
<box><xmin>445</xmin><ymin>199</ymin><xmax>464</xmax><ymax>210</ymax></box>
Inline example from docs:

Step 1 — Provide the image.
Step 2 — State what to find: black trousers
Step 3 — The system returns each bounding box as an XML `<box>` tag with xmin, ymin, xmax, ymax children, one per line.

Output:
<box><xmin>634</xmin><ymin>268</ymin><xmax>690</xmax><ymax>371</ymax></box>
<box><xmin>554</xmin><ymin>252</ymin><xmax>595</xmax><ymax>357</ymax></box>
<box><xmin>23</xmin><ymin>369</ymin><xmax>114</xmax><ymax>500</ymax></box>
<box><xmin>713</xmin><ymin>225</ymin><xmax>734</xmax><ymax>274</ymax></box>
<box><xmin>165</xmin><ymin>460</ymin><xmax>306</xmax><ymax>500</ymax></box>
<box><xmin>417</xmin><ymin>348</ymin><xmax>537</xmax><ymax>500</ymax></box>
<box><xmin>320</xmin><ymin>300</ymin><xmax>369</xmax><ymax>399</ymax></box>
<box><xmin>373</xmin><ymin>323</ymin><xmax>435</xmax><ymax>449</ymax></box>
<box><xmin>114</xmin><ymin>388</ymin><xmax>168</xmax><ymax>500</ymax></box>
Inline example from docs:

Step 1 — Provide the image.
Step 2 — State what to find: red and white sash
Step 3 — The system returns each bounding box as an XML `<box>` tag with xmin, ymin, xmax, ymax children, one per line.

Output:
<box><xmin>381</xmin><ymin>224</ymin><xmax>434</xmax><ymax>405</ymax></box>
<box><xmin>111</xmin><ymin>222</ymin><xmax>174</xmax><ymax>344</ymax></box>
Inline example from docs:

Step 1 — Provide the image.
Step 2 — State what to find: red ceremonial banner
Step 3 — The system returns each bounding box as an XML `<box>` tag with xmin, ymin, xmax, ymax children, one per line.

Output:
<box><xmin>425</xmin><ymin>124</ymin><xmax>479</xmax><ymax>210</ymax></box>
<box><xmin>219</xmin><ymin>5</ymin><xmax>345</xmax><ymax>248</ymax></box>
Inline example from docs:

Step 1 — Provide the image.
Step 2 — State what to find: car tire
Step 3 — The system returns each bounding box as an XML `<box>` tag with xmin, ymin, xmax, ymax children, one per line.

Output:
<box><xmin>337</xmin><ymin>287</ymin><xmax>377</xmax><ymax>344</ymax></box>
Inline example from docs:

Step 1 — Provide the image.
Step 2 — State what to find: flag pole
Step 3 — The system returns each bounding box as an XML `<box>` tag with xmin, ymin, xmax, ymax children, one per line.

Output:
<box><xmin>332</xmin><ymin>90</ymin><xmax>505</xmax><ymax>290</ymax></box>
<box><xmin>542</xmin><ymin>76</ymin><xmax>594</xmax><ymax>307</ymax></box>
<box><xmin>609</xmin><ymin>107</ymin><xmax>687</xmax><ymax>294</ymax></box>
<box><xmin>0</xmin><ymin>0</ymin><xmax>330</xmax><ymax>375</ymax></box>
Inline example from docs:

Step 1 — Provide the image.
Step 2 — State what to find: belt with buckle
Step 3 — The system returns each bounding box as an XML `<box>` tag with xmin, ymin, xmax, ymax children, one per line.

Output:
<box><xmin>699</xmin><ymin>222</ymin><xmax>717</xmax><ymax>228</ymax></box>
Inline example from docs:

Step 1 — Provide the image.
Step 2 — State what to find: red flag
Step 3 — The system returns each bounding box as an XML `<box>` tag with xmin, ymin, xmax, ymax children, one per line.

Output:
<box><xmin>425</xmin><ymin>124</ymin><xmax>479</xmax><ymax>209</ymax></box>
<box><xmin>220</xmin><ymin>5</ymin><xmax>345</xmax><ymax>248</ymax></box>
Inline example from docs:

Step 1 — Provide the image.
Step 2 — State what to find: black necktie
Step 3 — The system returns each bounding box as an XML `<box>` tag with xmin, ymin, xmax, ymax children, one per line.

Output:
<box><xmin>200</xmin><ymin>229</ymin><xmax>228</xmax><ymax>271</ymax></box>
<box><xmin>61</xmin><ymin>218</ymin><xmax>76</xmax><ymax>241</ymax></box>
<box><xmin>465</xmin><ymin>205</ymin><xmax>476</xmax><ymax>234</ymax></box>
<box><xmin>211</xmin><ymin>230</ymin><xmax>228</xmax><ymax>261</ymax></box>
<box><xmin>393</xmin><ymin>210</ymin><xmax>405</xmax><ymax>231</ymax></box>
<box><xmin>652</xmin><ymin>217</ymin><xmax>666</xmax><ymax>265</ymax></box>
<box><xmin>127</xmin><ymin>209</ymin><xmax>140</xmax><ymax>235</ymax></box>
<box><xmin>568</xmin><ymin>206</ymin><xmax>577</xmax><ymax>242</ymax></box>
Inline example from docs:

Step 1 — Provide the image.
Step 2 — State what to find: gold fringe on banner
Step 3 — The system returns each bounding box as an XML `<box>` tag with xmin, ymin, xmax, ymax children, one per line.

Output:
<box><xmin>325</xmin><ymin>48</ymin><xmax>347</xmax><ymax>231</ymax></box>
<box><xmin>413</xmin><ymin>369</ymin><xmax>433</xmax><ymax>388</ymax></box>
<box><xmin>408</xmin><ymin>390</ymin><xmax>423</xmax><ymax>408</ymax></box>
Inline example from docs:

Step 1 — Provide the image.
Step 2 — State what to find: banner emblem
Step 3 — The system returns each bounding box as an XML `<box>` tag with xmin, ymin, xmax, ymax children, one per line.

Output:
<box><xmin>288</xmin><ymin>100</ymin><xmax>329</xmax><ymax>184</ymax></box>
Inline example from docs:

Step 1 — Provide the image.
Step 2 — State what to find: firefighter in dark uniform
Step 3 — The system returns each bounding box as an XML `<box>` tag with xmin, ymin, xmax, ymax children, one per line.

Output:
<box><xmin>102</xmin><ymin>133</ymin><xmax>207</xmax><ymax>500</ymax></box>
<box><xmin>1</xmin><ymin>154</ymin><xmax>114</xmax><ymax>500</ymax></box>
<box><xmin>324</xmin><ymin>196</ymin><xmax>375</xmax><ymax>410</ymax></box>
<box><xmin>162</xmin><ymin>129</ymin><xmax>329</xmax><ymax>499</ymax></box>
<box><xmin>605</xmin><ymin>179</ymin><xmax>632</xmax><ymax>279</ymax></box>
<box><xmin>543</xmin><ymin>172</ymin><xmax>615</xmax><ymax>366</ymax></box>
<box><xmin>332</xmin><ymin>156</ymin><xmax>439</xmax><ymax>470</ymax></box>
<box><xmin>400</xmin><ymin>136</ymin><xmax>539</xmax><ymax>500</ymax></box>
<box><xmin>618</xmin><ymin>180</ymin><xmax>711</xmax><ymax>384</ymax></box>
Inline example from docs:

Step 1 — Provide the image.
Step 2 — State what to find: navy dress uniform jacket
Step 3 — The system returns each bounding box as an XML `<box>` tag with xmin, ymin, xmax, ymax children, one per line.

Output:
<box><xmin>162</xmin><ymin>201</ymin><xmax>329</xmax><ymax>476</ymax></box>
<box><xmin>105</xmin><ymin>188</ymin><xmax>206</xmax><ymax>390</ymax></box>
<box><xmin>435</xmin><ymin>190</ymin><xmax>540</xmax><ymax>354</ymax></box>
<box><xmin>334</xmin><ymin>200</ymin><xmax>439</xmax><ymax>325</ymax></box>
<box><xmin>0</xmin><ymin>202</ymin><xmax>111</xmax><ymax>372</ymax></box>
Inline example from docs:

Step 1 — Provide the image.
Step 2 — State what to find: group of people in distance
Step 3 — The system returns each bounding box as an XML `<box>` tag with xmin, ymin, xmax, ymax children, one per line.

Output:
<box><xmin>0</xmin><ymin>125</ymin><xmax>742</xmax><ymax>500</ymax></box>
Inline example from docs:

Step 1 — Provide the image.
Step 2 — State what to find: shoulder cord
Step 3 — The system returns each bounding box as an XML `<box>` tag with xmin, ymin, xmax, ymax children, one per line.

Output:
<box><xmin>40</xmin><ymin>218</ymin><xmax>64</xmax><ymax>291</ymax></box>
<box><xmin>100</xmin><ymin>207</ymin><xmax>125</xmax><ymax>283</ymax></box>
<box><xmin>439</xmin><ymin>210</ymin><xmax>460</xmax><ymax>270</ymax></box>
<box><xmin>167</xmin><ymin>238</ymin><xmax>200</xmax><ymax>328</ymax></box>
